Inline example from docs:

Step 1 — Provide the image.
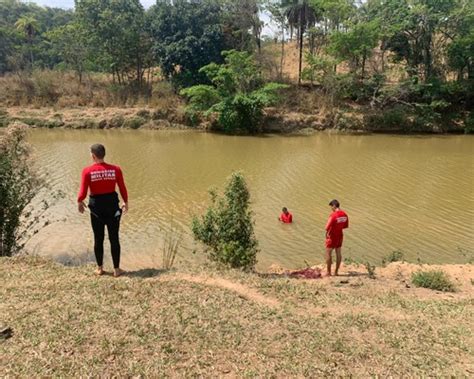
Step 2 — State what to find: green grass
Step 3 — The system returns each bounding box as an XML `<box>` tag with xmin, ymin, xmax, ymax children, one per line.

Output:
<box><xmin>411</xmin><ymin>270</ymin><xmax>456</xmax><ymax>292</ymax></box>
<box><xmin>382</xmin><ymin>250</ymin><xmax>405</xmax><ymax>266</ymax></box>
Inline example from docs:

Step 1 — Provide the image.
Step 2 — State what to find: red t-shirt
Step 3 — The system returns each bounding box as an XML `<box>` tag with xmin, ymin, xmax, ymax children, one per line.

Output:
<box><xmin>280</xmin><ymin>212</ymin><xmax>293</xmax><ymax>223</ymax></box>
<box><xmin>77</xmin><ymin>162</ymin><xmax>128</xmax><ymax>203</ymax></box>
<box><xmin>325</xmin><ymin>210</ymin><xmax>349</xmax><ymax>237</ymax></box>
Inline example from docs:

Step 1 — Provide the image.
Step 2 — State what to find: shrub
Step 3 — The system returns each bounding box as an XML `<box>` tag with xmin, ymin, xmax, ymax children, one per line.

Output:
<box><xmin>382</xmin><ymin>250</ymin><xmax>405</xmax><ymax>266</ymax></box>
<box><xmin>124</xmin><ymin>116</ymin><xmax>146</xmax><ymax>129</ymax></box>
<box><xmin>191</xmin><ymin>172</ymin><xmax>258</xmax><ymax>270</ymax></box>
<box><xmin>109</xmin><ymin>115</ymin><xmax>125</xmax><ymax>128</ymax></box>
<box><xmin>364</xmin><ymin>262</ymin><xmax>376</xmax><ymax>279</ymax></box>
<box><xmin>181</xmin><ymin>50</ymin><xmax>287</xmax><ymax>134</ymax></box>
<box><xmin>411</xmin><ymin>270</ymin><xmax>456</xmax><ymax>292</ymax></box>
<box><xmin>465</xmin><ymin>113</ymin><xmax>474</xmax><ymax>134</ymax></box>
<box><xmin>0</xmin><ymin>124</ymin><xmax>41</xmax><ymax>256</ymax></box>
<box><xmin>0</xmin><ymin>109</ymin><xmax>9</xmax><ymax>127</ymax></box>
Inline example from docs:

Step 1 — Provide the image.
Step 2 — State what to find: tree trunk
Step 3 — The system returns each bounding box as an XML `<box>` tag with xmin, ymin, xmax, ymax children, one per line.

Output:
<box><xmin>280</xmin><ymin>24</ymin><xmax>285</xmax><ymax>79</ymax></box>
<box><xmin>298</xmin><ymin>24</ymin><xmax>304</xmax><ymax>85</ymax></box>
<box><xmin>362</xmin><ymin>51</ymin><xmax>366</xmax><ymax>79</ymax></box>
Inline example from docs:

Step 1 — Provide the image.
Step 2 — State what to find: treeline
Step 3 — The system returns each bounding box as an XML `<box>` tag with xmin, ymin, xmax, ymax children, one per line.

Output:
<box><xmin>0</xmin><ymin>0</ymin><xmax>473</xmax><ymax>133</ymax></box>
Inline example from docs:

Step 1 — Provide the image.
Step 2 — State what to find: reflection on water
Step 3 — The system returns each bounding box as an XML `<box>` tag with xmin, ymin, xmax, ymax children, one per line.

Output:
<box><xmin>27</xmin><ymin>129</ymin><xmax>474</xmax><ymax>269</ymax></box>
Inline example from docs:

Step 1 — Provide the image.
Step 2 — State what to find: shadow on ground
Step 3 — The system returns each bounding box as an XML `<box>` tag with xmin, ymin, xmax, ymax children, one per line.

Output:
<box><xmin>125</xmin><ymin>268</ymin><xmax>168</xmax><ymax>278</ymax></box>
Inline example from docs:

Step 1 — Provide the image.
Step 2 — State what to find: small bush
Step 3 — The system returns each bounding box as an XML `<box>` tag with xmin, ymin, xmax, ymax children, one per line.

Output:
<box><xmin>162</xmin><ymin>223</ymin><xmax>182</xmax><ymax>270</ymax></box>
<box><xmin>464</xmin><ymin>113</ymin><xmax>474</xmax><ymax>134</ymax></box>
<box><xmin>124</xmin><ymin>116</ymin><xmax>146</xmax><ymax>129</ymax></box>
<box><xmin>411</xmin><ymin>270</ymin><xmax>456</xmax><ymax>292</ymax></box>
<box><xmin>364</xmin><ymin>262</ymin><xmax>376</xmax><ymax>279</ymax></box>
<box><xmin>109</xmin><ymin>115</ymin><xmax>125</xmax><ymax>128</ymax></box>
<box><xmin>192</xmin><ymin>172</ymin><xmax>258</xmax><ymax>270</ymax></box>
<box><xmin>136</xmin><ymin>109</ymin><xmax>151</xmax><ymax>119</ymax></box>
<box><xmin>0</xmin><ymin>109</ymin><xmax>9</xmax><ymax>127</ymax></box>
<box><xmin>382</xmin><ymin>250</ymin><xmax>405</xmax><ymax>266</ymax></box>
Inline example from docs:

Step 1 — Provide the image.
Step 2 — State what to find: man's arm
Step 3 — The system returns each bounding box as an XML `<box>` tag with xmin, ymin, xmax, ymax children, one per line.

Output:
<box><xmin>77</xmin><ymin>168</ymin><xmax>90</xmax><ymax>213</ymax></box>
<box><xmin>116</xmin><ymin>166</ymin><xmax>129</xmax><ymax>212</ymax></box>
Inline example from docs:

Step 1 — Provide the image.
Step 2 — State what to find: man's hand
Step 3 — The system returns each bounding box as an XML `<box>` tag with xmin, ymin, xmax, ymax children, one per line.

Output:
<box><xmin>122</xmin><ymin>202</ymin><xmax>129</xmax><ymax>214</ymax></box>
<box><xmin>78</xmin><ymin>202</ymin><xmax>85</xmax><ymax>214</ymax></box>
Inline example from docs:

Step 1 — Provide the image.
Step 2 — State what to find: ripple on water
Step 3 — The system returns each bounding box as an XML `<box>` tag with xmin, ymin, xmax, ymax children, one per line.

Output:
<box><xmin>26</xmin><ymin>130</ymin><xmax>474</xmax><ymax>269</ymax></box>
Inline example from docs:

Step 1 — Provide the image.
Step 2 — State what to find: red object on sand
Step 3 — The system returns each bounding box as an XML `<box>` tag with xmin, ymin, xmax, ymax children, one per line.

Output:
<box><xmin>289</xmin><ymin>267</ymin><xmax>322</xmax><ymax>279</ymax></box>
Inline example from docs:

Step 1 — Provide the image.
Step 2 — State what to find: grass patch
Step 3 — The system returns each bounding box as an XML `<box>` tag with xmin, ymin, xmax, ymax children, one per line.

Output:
<box><xmin>382</xmin><ymin>250</ymin><xmax>405</xmax><ymax>266</ymax></box>
<box><xmin>412</xmin><ymin>270</ymin><xmax>456</xmax><ymax>292</ymax></box>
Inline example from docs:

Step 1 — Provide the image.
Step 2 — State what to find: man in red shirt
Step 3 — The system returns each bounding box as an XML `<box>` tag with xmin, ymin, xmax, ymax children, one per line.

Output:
<box><xmin>325</xmin><ymin>199</ymin><xmax>349</xmax><ymax>276</ymax></box>
<box><xmin>78</xmin><ymin>144</ymin><xmax>128</xmax><ymax>277</ymax></box>
<box><xmin>279</xmin><ymin>207</ymin><xmax>293</xmax><ymax>224</ymax></box>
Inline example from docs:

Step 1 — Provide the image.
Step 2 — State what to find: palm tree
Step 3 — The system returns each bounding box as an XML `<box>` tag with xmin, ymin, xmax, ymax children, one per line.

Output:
<box><xmin>285</xmin><ymin>0</ymin><xmax>320</xmax><ymax>85</ymax></box>
<box><xmin>15</xmin><ymin>15</ymin><xmax>39</xmax><ymax>67</ymax></box>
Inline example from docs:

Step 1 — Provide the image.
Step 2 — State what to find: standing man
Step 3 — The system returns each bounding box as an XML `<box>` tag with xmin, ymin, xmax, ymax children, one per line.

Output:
<box><xmin>77</xmin><ymin>144</ymin><xmax>128</xmax><ymax>277</ymax></box>
<box><xmin>325</xmin><ymin>199</ymin><xmax>349</xmax><ymax>277</ymax></box>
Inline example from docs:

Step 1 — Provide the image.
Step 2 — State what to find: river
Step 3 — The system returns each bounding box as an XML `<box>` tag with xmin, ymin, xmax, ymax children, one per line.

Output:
<box><xmin>27</xmin><ymin>129</ymin><xmax>474</xmax><ymax>270</ymax></box>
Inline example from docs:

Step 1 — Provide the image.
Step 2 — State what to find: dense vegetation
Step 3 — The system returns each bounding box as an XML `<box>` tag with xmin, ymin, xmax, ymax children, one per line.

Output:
<box><xmin>192</xmin><ymin>172</ymin><xmax>258</xmax><ymax>270</ymax></box>
<box><xmin>0</xmin><ymin>0</ymin><xmax>472</xmax><ymax>133</ymax></box>
<box><xmin>0</xmin><ymin>124</ymin><xmax>41</xmax><ymax>256</ymax></box>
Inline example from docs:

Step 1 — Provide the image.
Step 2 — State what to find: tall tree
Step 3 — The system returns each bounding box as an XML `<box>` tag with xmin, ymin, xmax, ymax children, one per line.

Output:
<box><xmin>75</xmin><ymin>0</ymin><xmax>151</xmax><ymax>85</ymax></box>
<box><xmin>285</xmin><ymin>0</ymin><xmax>321</xmax><ymax>84</ymax></box>
<box><xmin>14</xmin><ymin>15</ymin><xmax>39</xmax><ymax>67</ymax></box>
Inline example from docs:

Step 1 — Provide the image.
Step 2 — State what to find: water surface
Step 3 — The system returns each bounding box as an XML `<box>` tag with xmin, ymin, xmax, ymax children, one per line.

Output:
<box><xmin>27</xmin><ymin>129</ymin><xmax>474</xmax><ymax>269</ymax></box>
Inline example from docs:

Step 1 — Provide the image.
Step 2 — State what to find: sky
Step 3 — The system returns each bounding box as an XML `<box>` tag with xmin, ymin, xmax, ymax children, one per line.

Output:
<box><xmin>25</xmin><ymin>0</ymin><xmax>275</xmax><ymax>36</ymax></box>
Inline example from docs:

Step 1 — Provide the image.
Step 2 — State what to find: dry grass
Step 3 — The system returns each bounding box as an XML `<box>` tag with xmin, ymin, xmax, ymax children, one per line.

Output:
<box><xmin>0</xmin><ymin>70</ymin><xmax>183</xmax><ymax>110</ymax></box>
<box><xmin>1</xmin><ymin>255</ymin><xmax>473</xmax><ymax>376</ymax></box>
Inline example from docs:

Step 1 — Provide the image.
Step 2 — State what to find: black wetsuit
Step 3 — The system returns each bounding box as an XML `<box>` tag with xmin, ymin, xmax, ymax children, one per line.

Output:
<box><xmin>89</xmin><ymin>192</ymin><xmax>122</xmax><ymax>268</ymax></box>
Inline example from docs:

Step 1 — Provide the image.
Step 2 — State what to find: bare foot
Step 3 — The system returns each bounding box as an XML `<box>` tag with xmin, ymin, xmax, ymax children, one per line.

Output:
<box><xmin>96</xmin><ymin>267</ymin><xmax>105</xmax><ymax>276</ymax></box>
<box><xmin>113</xmin><ymin>268</ymin><xmax>125</xmax><ymax>278</ymax></box>
<box><xmin>325</xmin><ymin>272</ymin><xmax>332</xmax><ymax>277</ymax></box>
<box><xmin>334</xmin><ymin>272</ymin><xmax>339</xmax><ymax>276</ymax></box>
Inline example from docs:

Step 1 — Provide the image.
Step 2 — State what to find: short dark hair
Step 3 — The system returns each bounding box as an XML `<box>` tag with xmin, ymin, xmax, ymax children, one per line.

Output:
<box><xmin>282</xmin><ymin>207</ymin><xmax>288</xmax><ymax>212</ymax></box>
<box><xmin>329</xmin><ymin>199</ymin><xmax>340</xmax><ymax>208</ymax></box>
<box><xmin>91</xmin><ymin>144</ymin><xmax>106</xmax><ymax>159</ymax></box>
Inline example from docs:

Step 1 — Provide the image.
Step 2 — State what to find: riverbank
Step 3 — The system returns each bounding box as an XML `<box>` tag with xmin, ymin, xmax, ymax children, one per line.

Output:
<box><xmin>2</xmin><ymin>104</ymin><xmax>469</xmax><ymax>135</ymax></box>
<box><xmin>1</xmin><ymin>255</ymin><xmax>473</xmax><ymax>376</ymax></box>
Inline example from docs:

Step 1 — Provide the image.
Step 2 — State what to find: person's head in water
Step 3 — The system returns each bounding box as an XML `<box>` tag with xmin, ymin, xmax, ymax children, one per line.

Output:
<box><xmin>91</xmin><ymin>144</ymin><xmax>106</xmax><ymax>162</ymax></box>
<box><xmin>282</xmin><ymin>207</ymin><xmax>289</xmax><ymax>214</ymax></box>
<box><xmin>329</xmin><ymin>199</ymin><xmax>340</xmax><ymax>212</ymax></box>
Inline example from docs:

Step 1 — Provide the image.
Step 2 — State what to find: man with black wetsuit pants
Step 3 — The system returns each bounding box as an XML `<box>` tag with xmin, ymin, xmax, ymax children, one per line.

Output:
<box><xmin>77</xmin><ymin>144</ymin><xmax>128</xmax><ymax>277</ymax></box>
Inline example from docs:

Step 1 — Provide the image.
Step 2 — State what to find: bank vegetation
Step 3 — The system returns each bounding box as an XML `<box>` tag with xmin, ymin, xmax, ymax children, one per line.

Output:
<box><xmin>0</xmin><ymin>0</ymin><xmax>472</xmax><ymax>134</ymax></box>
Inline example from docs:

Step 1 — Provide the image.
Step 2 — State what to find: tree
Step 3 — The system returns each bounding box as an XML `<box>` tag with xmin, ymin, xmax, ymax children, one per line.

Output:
<box><xmin>221</xmin><ymin>0</ymin><xmax>263</xmax><ymax>52</ymax></box>
<box><xmin>47</xmin><ymin>22</ymin><xmax>91</xmax><ymax>83</ymax></box>
<box><xmin>76</xmin><ymin>0</ymin><xmax>151</xmax><ymax>86</ymax></box>
<box><xmin>181</xmin><ymin>50</ymin><xmax>287</xmax><ymax>133</ymax></box>
<box><xmin>14</xmin><ymin>15</ymin><xmax>39</xmax><ymax>67</ymax></box>
<box><xmin>149</xmin><ymin>0</ymin><xmax>229</xmax><ymax>87</ymax></box>
<box><xmin>328</xmin><ymin>19</ymin><xmax>380</xmax><ymax>78</ymax></box>
<box><xmin>192</xmin><ymin>172</ymin><xmax>258</xmax><ymax>270</ymax></box>
<box><xmin>266</xmin><ymin>1</ymin><xmax>288</xmax><ymax>78</ymax></box>
<box><xmin>285</xmin><ymin>0</ymin><xmax>321</xmax><ymax>84</ymax></box>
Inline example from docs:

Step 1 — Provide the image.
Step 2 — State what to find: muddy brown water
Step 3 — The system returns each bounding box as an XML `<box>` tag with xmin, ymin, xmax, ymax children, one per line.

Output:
<box><xmin>26</xmin><ymin>129</ymin><xmax>474</xmax><ymax>270</ymax></box>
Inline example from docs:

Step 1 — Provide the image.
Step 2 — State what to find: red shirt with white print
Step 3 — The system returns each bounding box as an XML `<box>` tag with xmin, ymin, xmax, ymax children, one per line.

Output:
<box><xmin>325</xmin><ymin>210</ymin><xmax>349</xmax><ymax>238</ymax></box>
<box><xmin>77</xmin><ymin>162</ymin><xmax>128</xmax><ymax>203</ymax></box>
